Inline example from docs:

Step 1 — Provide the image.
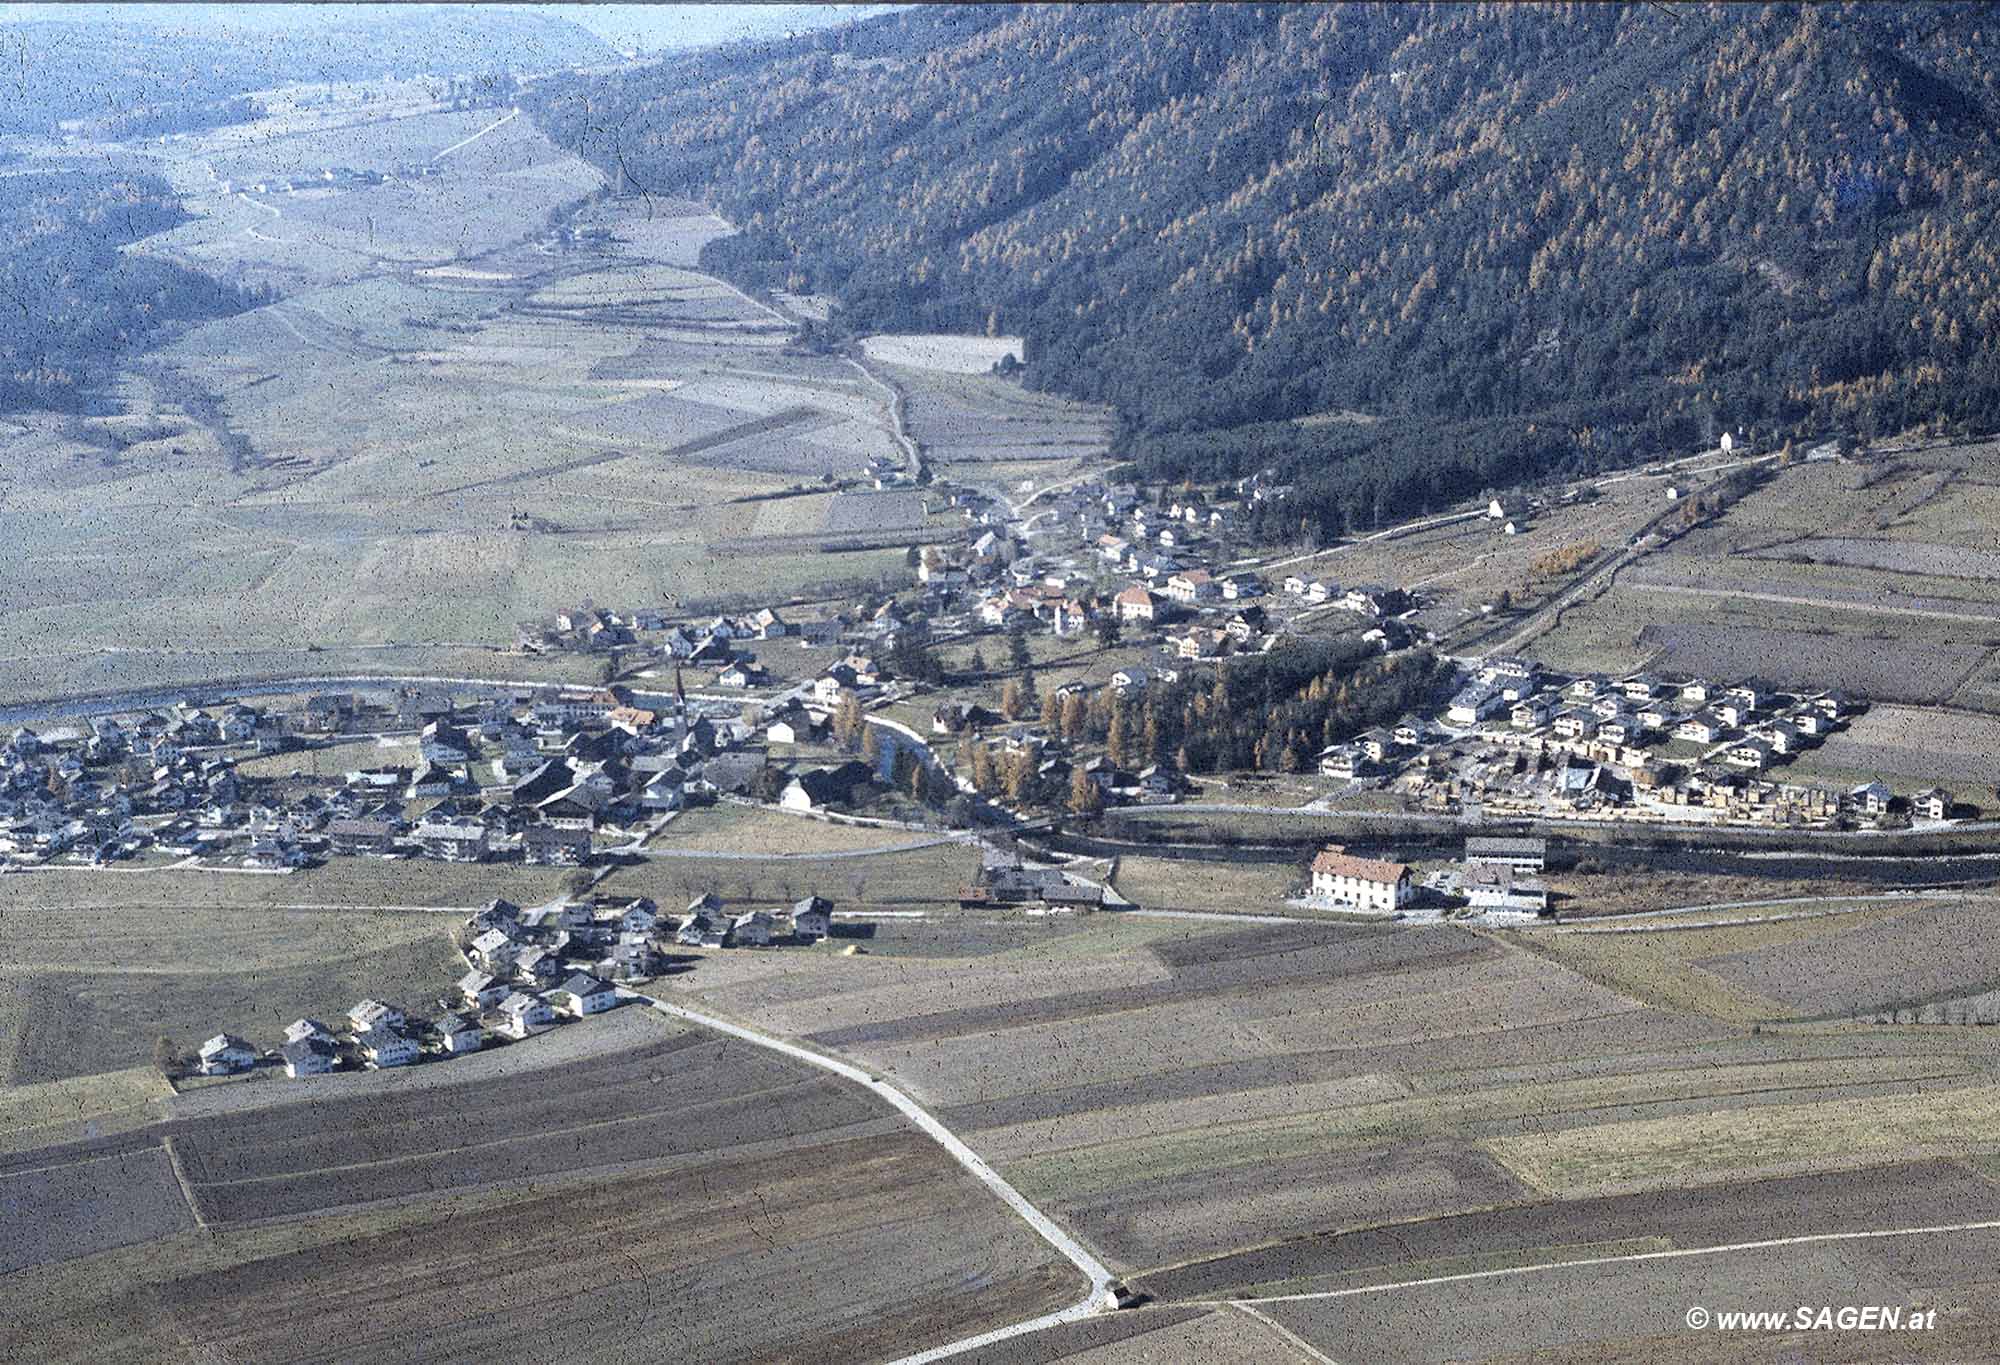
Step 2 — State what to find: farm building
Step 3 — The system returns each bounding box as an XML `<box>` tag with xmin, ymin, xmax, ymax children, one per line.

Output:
<box><xmin>791</xmin><ymin>895</ymin><xmax>834</xmax><ymax>941</ymax></box>
<box><xmin>1463</xmin><ymin>837</ymin><xmax>1547</xmax><ymax>872</ymax></box>
<box><xmin>958</xmin><ymin>862</ymin><xmax>1106</xmax><ymax>909</ymax></box>
<box><xmin>780</xmin><ymin>762</ymin><xmax>872</xmax><ymax>813</ymax></box>
<box><xmin>1463</xmin><ymin>863</ymin><xmax>1549</xmax><ymax>914</ymax></box>
<box><xmin>1308</xmin><ymin>847</ymin><xmax>1412</xmax><ymax>913</ymax></box>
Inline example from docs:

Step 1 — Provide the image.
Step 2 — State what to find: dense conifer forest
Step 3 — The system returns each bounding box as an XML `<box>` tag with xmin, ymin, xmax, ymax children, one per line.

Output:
<box><xmin>529</xmin><ymin>3</ymin><xmax>2000</xmax><ymax>533</ymax></box>
<box><xmin>0</xmin><ymin>172</ymin><xmax>267</xmax><ymax>409</ymax></box>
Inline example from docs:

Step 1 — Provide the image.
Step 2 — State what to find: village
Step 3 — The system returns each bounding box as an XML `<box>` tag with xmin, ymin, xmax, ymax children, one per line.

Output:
<box><xmin>0</xmin><ymin>452</ymin><xmax>1971</xmax><ymax>891</ymax></box>
<box><xmin>186</xmin><ymin>887</ymin><xmax>847</xmax><ymax>1082</ymax></box>
<box><xmin>1361</xmin><ymin>659</ymin><xmax>1960</xmax><ymax>830</ymax></box>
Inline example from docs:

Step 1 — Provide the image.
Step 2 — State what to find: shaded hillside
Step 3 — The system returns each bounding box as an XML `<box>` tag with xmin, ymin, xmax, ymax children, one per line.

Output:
<box><xmin>528</xmin><ymin>3</ymin><xmax>2000</xmax><ymax>535</ymax></box>
<box><xmin>0</xmin><ymin>10</ymin><xmax>617</xmax><ymax>136</ymax></box>
<box><xmin>0</xmin><ymin>170</ymin><xmax>267</xmax><ymax>409</ymax></box>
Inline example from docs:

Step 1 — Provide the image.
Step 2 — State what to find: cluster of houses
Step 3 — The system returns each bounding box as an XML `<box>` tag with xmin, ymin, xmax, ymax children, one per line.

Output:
<box><xmin>920</xmin><ymin>472</ymin><xmax>1430</xmax><ymax>683</ymax></box>
<box><xmin>516</xmin><ymin>603</ymin><xmax>806</xmax><ymax>659</ymax></box>
<box><xmin>0</xmin><ymin>706</ymin><xmax>287</xmax><ymax>867</ymax></box>
<box><xmin>1317</xmin><ymin>657</ymin><xmax>1955</xmax><ymax>828</ymax></box>
<box><xmin>0</xmin><ymin>681</ymin><xmax>834</xmax><ymax>872</ymax></box>
<box><xmin>957</xmin><ymin>857</ymin><xmax>1110</xmax><ymax>910</ymax></box>
<box><xmin>933</xmin><ymin>699</ymin><xmax>1187</xmax><ymax>808</ymax></box>
<box><xmin>225</xmin><ymin>165</ymin><xmax>387</xmax><ymax>197</ymax></box>
<box><xmin>196</xmin><ymin>890</ymin><xmax>845</xmax><ymax>1082</ymax></box>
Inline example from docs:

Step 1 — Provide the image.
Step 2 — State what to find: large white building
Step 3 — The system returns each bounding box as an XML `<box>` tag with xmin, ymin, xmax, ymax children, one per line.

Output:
<box><xmin>1309</xmin><ymin>846</ymin><xmax>1412</xmax><ymax>913</ymax></box>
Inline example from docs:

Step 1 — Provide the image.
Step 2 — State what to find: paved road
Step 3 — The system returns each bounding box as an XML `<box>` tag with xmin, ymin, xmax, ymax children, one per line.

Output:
<box><xmin>623</xmin><ymin>990</ymin><xmax>1116</xmax><ymax>1359</ymax></box>
<box><xmin>432</xmin><ymin>107</ymin><xmax>518</xmax><ymax>161</ymax></box>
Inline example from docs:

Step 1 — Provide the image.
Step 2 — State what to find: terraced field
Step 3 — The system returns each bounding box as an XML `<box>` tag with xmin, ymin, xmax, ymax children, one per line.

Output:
<box><xmin>0</xmin><ymin>100</ymin><xmax>914</xmax><ymax>702</ymax></box>
<box><xmin>642</xmin><ymin>897</ymin><xmax>2000</xmax><ymax>1362</ymax></box>
<box><xmin>3</xmin><ymin>1009</ymin><xmax>1081</xmax><ymax>1364</ymax></box>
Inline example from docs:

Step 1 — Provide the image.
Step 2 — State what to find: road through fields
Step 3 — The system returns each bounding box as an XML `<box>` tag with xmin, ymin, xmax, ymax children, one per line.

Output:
<box><xmin>626</xmin><ymin>990</ymin><xmax>1119</xmax><ymax>1362</ymax></box>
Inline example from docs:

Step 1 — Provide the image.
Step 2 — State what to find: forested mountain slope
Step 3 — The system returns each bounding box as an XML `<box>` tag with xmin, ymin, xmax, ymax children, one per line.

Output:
<box><xmin>528</xmin><ymin>3</ymin><xmax>2000</xmax><ymax>535</ymax></box>
<box><xmin>0</xmin><ymin>170</ymin><xmax>267</xmax><ymax>409</ymax></box>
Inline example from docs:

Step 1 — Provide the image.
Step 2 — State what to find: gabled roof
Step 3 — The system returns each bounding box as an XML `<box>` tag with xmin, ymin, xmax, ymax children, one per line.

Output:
<box><xmin>557</xmin><ymin>972</ymin><xmax>612</xmax><ymax>997</ymax></box>
<box><xmin>1309</xmin><ymin>848</ymin><xmax>1410</xmax><ymax>884</ymax></box>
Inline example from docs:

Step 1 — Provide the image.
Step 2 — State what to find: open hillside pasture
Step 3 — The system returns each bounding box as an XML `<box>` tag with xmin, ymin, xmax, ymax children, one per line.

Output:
<box><xmin>891</xmin><ymin>360</ymin><xmax>1114</xmax><ymax>488</ymax></box>
<box><xmin>1528</xmin><ymin>439</ymin><xmax>2000</xmax><ymax>712</ymax></box>
<box><xmin>0</xmin><ymin>899</ymin><xmax>462</xmax><ymax>1087</ymax></box>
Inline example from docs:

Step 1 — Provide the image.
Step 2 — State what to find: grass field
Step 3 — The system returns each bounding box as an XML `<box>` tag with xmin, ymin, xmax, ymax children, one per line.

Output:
<box><xmin>647</xmin><ymin>802</ymin><xmax>940</xmax><ymax>855</ymax></box>
<box><xmin>1486</xmin><ymin>1082</ymin><xmax>2000</xmax><ymax>1195</ymax></box>
<box><xmin>0</xmin><ymin>100</ymin><xmax>917</xmax><ymax>702</ymax></box>
<box><xmin>1522</xmin><ymin>899</ymin><xmax>2000</xmax><ymax>1022</ymax></box>
<box><xmin>1522</xmin><ymin>442</ymin><xmax>2000</xmax><ymax>709</ymax></box>
<box><xmin>658</xmin><ymin>899</ymin><xmax>2000</xmax><ymax>1303</ymax></box>
<box><xmin>3</xmin><ymin>1009</ymin><xmax>1082</xmax><ymax>1364</ymax></box>
<box><xmin>0</xmin><ymin>902</ymin><xmax>463</xmax><ymax>1085</ymax></box>
<box><xmin>1256</xmin><ymin>1218</ymin><xmax>2000</xmax><ymax>1363</ymax></box>
<box><xmin>599</xmin><ymin>839</ymin><xmax>978</xmax><ymax>912</ymax></box>
<box><xmin>1109</xmin><ymin>853</ymin><xmax>1304</xmax><ymax>914</ymax></box>
<box><xmin>232</xmin><ymin>735</ymin><xmax>417</xmax><ymax>779</ymax></box>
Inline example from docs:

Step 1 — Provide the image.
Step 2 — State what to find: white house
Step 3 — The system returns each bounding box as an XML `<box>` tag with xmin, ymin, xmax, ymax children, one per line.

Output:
<box><xmin>198</xmin><ymin>1033</ymin><xmax>257</xmax><ymax>1075</ymax></box>
<box><xmin>458</xmin><ymin>969</ymin><xmax>509</xmax><ymax>1010</ymax></box>
<box><xmin>1114</xmin><ymin>585</ymin><xmax>1160</xmax><ymax>623</ymax></box>
<box><xmin>280</xmin><ymin>1037</ymin><xmax>337</xmax><ymax>1078</ymax></box>
<box><xmin>1463</xmin><ymin>862</ymin><xmax>1549</xmax><ymax>914</ymax></box>
<box><xmin>497</xmin><ymin>991</ymin><xmax>556</xmax><ymax>1039</ymax></box>
<box><xmin>550</xmin><ymin>973</ymin><xmax>619</xmax><ymax>1018</ymax></box>
<box><xmin>1309</xmin><ymin>847</ymin><xmax>1412</xmax><ymax>913</ymax></box>
<box><xmin>283</xmin><ymin>1018</ymin><xmax>334</xmax><ymax>1046</ymax></box>
<box><xmin>347</xmin><ymin>999</ymin><xmax>403</xmax><ymax>1034</ymax></box>
<box><xmin>354</xmin><ymin>1025</ymin><xmax>418</xmax><ymax>1069</ymax></box>
<box><xmin>1446</xmin><ymin>684</ymin><xmax>1504</xmax><ymax>726</ymax></box>
<box><xmin>729</xmin><ymin>910</ymin><xmax>777</xmax><ymax>947</ymax></box>
<box><xmin>790</xmin><ymin>895</ymin><xmax>834</xmax><ymax>941</ymax></box>
<box><xmin>436</xmin><ymin>1013</ymin><xmax>483</xmax><ymax>1055</ymax></box>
